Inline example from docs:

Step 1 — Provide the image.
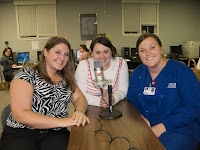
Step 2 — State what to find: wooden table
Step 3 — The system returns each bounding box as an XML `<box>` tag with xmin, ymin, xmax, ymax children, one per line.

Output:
<box><xmin>68</xmin><ymin>99</ymin><xmax>166</xmax><ymax>150</ymax></box>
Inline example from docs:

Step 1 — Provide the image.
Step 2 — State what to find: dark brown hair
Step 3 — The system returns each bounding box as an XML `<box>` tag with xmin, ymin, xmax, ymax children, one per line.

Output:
<box><xmin>33</xmin><ymin>36</ymin><xmax>76</xmax><ymax>92</ymax></box>
<box><xmin>90</xmin><ymin>33</ymin><xmax>116</xmax><ymax>58</ymax></box>
<box><xmin>80</xmin><ymin>44</ymin><xmax>89</xmax><ymax>52</ymax></box>
<box><xmin>136</xmin><ymin>33</ymin><xmax>162</xmax><ymax>51</ymax></box>
<box><xmin>2</xmin><ymin>47</ymin><xmax>13</xmax><ymax>57</ymax></box>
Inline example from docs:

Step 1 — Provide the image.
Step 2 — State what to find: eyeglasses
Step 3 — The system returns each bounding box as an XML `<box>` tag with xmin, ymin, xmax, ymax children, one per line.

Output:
<box><xmin>94</xmin><ymin>118</ymin><xmax>141</xmax><ymax>150</ymax></box>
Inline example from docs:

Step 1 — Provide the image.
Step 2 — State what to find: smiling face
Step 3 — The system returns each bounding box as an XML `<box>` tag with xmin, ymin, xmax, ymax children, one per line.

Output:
<box><xmin>138</xmin><ymin>37</ymin><xmax>164</xmax><ymax>70</ymax></box>
<box><xmin>44</xmin><ymin>43</ymin><xmax>70</xmax><ymax>73</ymax></box>
<box><xmin>92</xmin><ymin>43</ymin><xmax>112</xmax><ymax>70</ymax></box>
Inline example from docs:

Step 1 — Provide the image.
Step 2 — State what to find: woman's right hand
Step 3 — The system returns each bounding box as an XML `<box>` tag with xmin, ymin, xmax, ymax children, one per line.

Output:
<box><xmin>60</xmin><ymin>117</ymin><xmax>77</xmax><ymax>127</ymax></box>
<box><xmin>141</xmin><ymin>115</ymin><xmax>151</xmax><ymax>127</ymax></box>
<box><xmin>100</xmin><ymin>93</ymin><xmax>115</xmax><ymax>108</ymax></box>
<box><xmin>100</xmin><ymin>93</ymin><xmax>109</xmax><ymax>108</ymax></box>
<box><xmin>12</xmin><ymin>64</ymin><xmax>17</xmax><ymax>67</ymax></box>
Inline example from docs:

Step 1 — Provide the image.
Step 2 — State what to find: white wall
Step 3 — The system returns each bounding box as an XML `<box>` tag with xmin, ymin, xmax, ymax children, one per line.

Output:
<box><xmin>0</xmin><ymin>0</ymin><xmax>200</xmax><ymax>63</ymax></box>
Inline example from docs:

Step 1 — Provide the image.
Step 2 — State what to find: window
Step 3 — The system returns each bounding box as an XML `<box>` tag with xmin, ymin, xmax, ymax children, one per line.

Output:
<box><xmin>13</xmin><ymin>0</ymin><xmax>57</xmax><ymax>39</ymax></box>
<box><xmin>122</xmin><ymin>0</ymin><xmax>160</xmax><ymax>36</ymax></box>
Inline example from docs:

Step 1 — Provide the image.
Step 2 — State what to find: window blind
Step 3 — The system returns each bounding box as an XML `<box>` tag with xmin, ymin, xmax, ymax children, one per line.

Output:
<box><xmin>18</xmin><ymin>5</ymin><xmax>37</xmax><ymax>37</ymax></box>
<box><xmin>37</xmin><ymin>5</ymin><xmax>56</xmax><ymax>36</ymax></box>
<box><xmin>123</xmin><ymin>3</ymin><xmax>140</xmax><ymax>33</ymax></box>
<box><xmin>141</xmin><ymin>4</ymin><xmax>157</xmax><ymax>25</ymax></box>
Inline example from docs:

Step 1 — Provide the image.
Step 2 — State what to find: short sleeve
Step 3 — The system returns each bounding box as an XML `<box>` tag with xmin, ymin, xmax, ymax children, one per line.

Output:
<box><xmin>13</xmin><ymin>67</ymin><xmax>36</xmax><ymax>85</ymax></box>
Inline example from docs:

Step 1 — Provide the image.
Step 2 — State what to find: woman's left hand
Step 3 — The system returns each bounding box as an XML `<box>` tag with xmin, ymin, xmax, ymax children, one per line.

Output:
<box><xmin>72</xmin><ymin>110</ymin><xmax>90</xmax><ymax>126</ymax></box>
<box><xmin>151</xmin><ymin>123</ymin><xmax>166</xmax><ymax>137</ymax></box>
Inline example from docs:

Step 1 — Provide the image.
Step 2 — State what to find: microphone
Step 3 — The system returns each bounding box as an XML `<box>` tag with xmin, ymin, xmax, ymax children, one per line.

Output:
<box><xmin>92</xmin><ymin>60</ymin><xmax>122</xmax><ymax>119</ymax></box>
<box><xmin>93</xmin><ymin>60</ymin><xmax>109</xmax><ymax>89</ymax></box>
<box><xmin>99</xmin><ymin>83</ymin><xmax>122</xmax><ymax>119</ymax></box>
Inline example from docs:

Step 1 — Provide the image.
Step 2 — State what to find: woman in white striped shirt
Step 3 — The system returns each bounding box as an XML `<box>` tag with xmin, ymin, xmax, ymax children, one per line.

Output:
<box><xmin>75</xmin><ymin>33</ymin><xmax>129</xmax><ymax>107</ymax></box>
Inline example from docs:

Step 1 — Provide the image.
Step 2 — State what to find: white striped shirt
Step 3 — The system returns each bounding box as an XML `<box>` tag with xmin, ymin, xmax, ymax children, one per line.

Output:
<box><xmin>75</xmin><ymin>57</ymin><xmax>129</xmax><ymax>107</ymax></box>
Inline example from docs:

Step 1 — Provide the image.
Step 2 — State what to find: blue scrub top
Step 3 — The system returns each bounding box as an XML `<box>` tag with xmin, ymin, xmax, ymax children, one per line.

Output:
<box><xmin>127</xmin><ymin>59</ymin><xmax>200</xmax><ymax>142</ymax></box>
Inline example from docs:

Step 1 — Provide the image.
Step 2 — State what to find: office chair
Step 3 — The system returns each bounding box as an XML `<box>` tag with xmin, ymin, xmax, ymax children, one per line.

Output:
<box><xmin>1</xmin><ymin>104</ymin><xmax>11</xmax><ymax>130</ymax></box>
<box><xmin>0</xmin><ymin>65</ymin><xmax>6</xmax><ymax>82</ymax></box>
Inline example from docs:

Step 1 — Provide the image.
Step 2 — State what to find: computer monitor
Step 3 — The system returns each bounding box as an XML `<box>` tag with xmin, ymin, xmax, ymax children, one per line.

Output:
<box><xmin>170</xmin><ymin>45</ymin><xmax>182</xmax><ymax>57</ymax></box>
<box><xmin>76</xmin><ymin>49</ymin><xmax>81</xmax><ymax>60</ymax></box>
<box><xmin>130</xmin><ymin>48</ymin><xmax>138</xmax><ymax>57</ymax></box>
<box><xmin>18</xmin><ymin>52</ymin><xmax>29</xmax><ymax>63</ymax></box>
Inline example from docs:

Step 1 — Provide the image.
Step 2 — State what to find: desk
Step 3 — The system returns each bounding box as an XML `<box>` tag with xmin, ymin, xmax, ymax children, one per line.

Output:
<box><xmin>68</xmin><ymin>99</ymin><xmax>166</xmax><ymax>150</ymax></box>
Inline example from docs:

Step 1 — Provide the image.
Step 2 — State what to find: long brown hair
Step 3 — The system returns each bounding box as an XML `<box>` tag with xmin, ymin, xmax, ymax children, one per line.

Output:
<box><xmin>33</xmin><ymin>36</ymin><xmax>76</xmax><ymax>92</ymax></box>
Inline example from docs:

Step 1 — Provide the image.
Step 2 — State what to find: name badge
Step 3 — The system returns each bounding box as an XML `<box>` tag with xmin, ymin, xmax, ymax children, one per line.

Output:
<box><xmin>143</xmin><ymin>87</ymin><xmax>156</xmax><ymax>95</ymax></box>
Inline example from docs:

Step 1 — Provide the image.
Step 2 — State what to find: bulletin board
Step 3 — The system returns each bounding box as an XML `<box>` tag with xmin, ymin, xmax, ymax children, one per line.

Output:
<box><xmin>80</xmin><ymin>14</ymin><xmax>97</xmax><ymax>40</ymax></box>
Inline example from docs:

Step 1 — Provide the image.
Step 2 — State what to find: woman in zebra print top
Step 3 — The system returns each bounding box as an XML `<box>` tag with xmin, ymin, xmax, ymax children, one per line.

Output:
<box><xmin>0</xmin><ymin>36</ymin><xmax>89</xmax><ymax>150</ymax></box>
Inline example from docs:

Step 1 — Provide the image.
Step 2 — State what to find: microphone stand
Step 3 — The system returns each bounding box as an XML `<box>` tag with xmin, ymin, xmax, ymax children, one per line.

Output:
<box><xmin>99</xmin><ymin>84</ymin><xmax>122</xmax><ymax>119</ymax></box>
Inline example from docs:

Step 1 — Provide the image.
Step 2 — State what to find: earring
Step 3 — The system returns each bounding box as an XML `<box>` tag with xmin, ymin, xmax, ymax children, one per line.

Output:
<box><xmin>45</xmin><ymin>57</ymin><xmax>47</xmax><ymax>61</ymax></box>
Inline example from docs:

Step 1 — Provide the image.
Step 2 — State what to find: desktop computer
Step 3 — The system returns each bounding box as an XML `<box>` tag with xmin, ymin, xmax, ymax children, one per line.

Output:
<box><xmin>18</xmin><ymin>52</ymin><xmax>29</xmax><ymax>63</ymax></box>
<box><xmin>131</xmin><ymin>48</ymin><xmax>137</xmax><ymax>57</ymax></box>
<box><xmin>129</xmin><ymin>48</ymin><xmax>140</xmax><ymax>60</ymax></box>
<box><xmin>121</xmin><ymin>47</ymin><xmax>130</xmax><ymax>59</ymax></box>
<box><xmin>76</xmin><ymin>49</ymin><xmax>81</xmax><ymax>62</ymax></box>
<box><xmin>170</xmin><ymin>45</ymin><xmax>183</xmax><ymax>58</ymax></box>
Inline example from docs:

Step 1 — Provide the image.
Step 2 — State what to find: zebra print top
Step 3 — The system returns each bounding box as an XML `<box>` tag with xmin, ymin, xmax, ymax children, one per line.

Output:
<box><xmin>6</xmin><ymin>67</ymin><xmax>72</xmax><ymax>129</ymax></box>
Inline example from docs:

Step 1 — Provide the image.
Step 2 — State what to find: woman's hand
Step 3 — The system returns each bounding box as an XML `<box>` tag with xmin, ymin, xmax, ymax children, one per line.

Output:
<box><xmin>71</xmin><ymin>84</ymin><xmax>90</xmax><ymax>126</ymax></box>
<box><xmin>72</xmin><ymin>110</ymin><xmax>90</xmax><ymax>126</ymax></box>
<box><xmin>141</xmin><ymin>115</ymin><xmax>166</xmax><ymax>137</ymax></box>
<box><xmin>100</xmin><ymin>93</ymin><xmax>115</xmax><ymax>108</ymax></box>
<box><xmin>60</xmin><ymin>117</ymin><xmax>77</xmax><ymax>127</ymax></box>
<box><xmin>151</xmin><ymin>123</ymin><xmax>166</xmax><ymax>137</ymax></box>
<box><xmin>141</xmin><ymin>115</ymin><xmax>151</xmax><ymax>127</ymax></box>
<box><xmin>12</xmin><ymin>64</ymin><xmax>17</xmax><ymax>67</ymax></box>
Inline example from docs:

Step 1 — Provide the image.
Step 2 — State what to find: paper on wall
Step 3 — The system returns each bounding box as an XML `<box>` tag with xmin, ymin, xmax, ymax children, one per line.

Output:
<box><xmin>32</xmin><ymin>41</ymin><xmax>39</xmax><ymax>50</ymax></box>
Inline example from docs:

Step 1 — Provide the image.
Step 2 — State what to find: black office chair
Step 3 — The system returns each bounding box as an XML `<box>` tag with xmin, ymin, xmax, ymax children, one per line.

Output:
<box><xmin>1</xmin><ymin>104</ymin><xmax>11</xmax><ymax>130</ymax></box>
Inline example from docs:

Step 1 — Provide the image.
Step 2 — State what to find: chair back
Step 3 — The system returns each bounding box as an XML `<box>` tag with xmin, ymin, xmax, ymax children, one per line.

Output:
<box><xmin>1</xmin><ymin>104</ymin><xmax>11</xmax><ymax>130</ymax></box>
<box><xmin>0</xmin><ymin>65</ymin><xmax>6</xmax><ymax>82</ymax></box>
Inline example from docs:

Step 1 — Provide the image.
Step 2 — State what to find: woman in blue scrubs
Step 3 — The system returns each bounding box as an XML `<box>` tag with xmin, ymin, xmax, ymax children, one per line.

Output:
<box><xmin>127</xmin><ymin>33</ymin><xmax>200</xmax><ymax>150</ymax></box>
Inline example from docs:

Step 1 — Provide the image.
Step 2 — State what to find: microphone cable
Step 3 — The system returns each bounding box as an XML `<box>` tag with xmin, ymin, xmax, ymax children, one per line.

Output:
<box><xmin>94</xmin><ymin>118</ymin><xmax>141</xmax><ymax>150</ymax></box>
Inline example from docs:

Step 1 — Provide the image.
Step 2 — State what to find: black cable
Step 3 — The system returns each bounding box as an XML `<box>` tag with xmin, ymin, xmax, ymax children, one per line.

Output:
<box><xmin>94</xmin><ymin>118</ymin><xmax>141</xmax><ymax>150</ymax></box>
<box><xmin>94</xmin><ymin>118</ymin><xmax>103</xmax><ymax>130</ymax></box>
<box><xmin>95</xmin><ymin>129</ymin><xmax>113</xmax><ymax>142</ymax></box>
<box><xmin>111</xmin><ymin>136</ymin><xmax>131</xmax><ymax>148</ymax></box>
